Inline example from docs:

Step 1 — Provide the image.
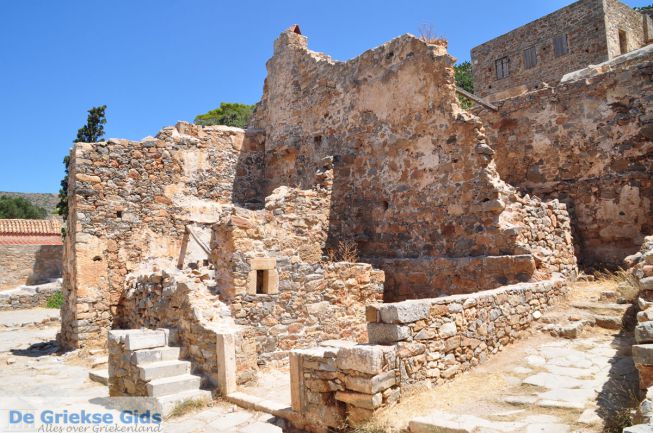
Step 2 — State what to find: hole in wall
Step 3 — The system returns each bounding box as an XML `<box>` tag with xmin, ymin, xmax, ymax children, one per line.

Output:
<box><xmin>116</xmin><ymin>211</ymin><xmax>123</xmax><ymax>218</ymax></box>
<box><xmin>93</xmin><ymin>256</ymin><xmax>102</xmax><ymax>262</ymax></box>
<box><xmin>256</xmin><ymin>270</ymin><xmax>266</xmax><ymax>294</ymax></box>
<box><xmin>619</xmin><ymin>211</ymin><xmax>625</xmax><ymax>216</ymax></box>
<box><xmin>314</xmin><ymin>135</ymin><xmax>322</xmax><ymax>146</ymax></box>
<box><xmin>383</xmin><ymin>201</ymin><xmax>389</xmax><ymax>211</ymax></box>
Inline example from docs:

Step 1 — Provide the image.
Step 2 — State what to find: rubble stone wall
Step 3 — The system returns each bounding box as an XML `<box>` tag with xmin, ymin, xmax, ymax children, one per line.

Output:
<box><xmin>60</xmin><ymin>123</ymin><xmax>264</xmax><ymax>349</ymax></box>
<box><xmin>366</xmin><ymin>278</ymin><xmax>567</xmax><ymax>386</ymax></box>
<box><xmin>0</xmin><ymin>245</ymin><xmax>62</xmax><ymax>290</ymax></box>
<box><xmin>213</xmin><ymin>172</ymin><xmax>384</xmax><ymax>365</ymax></box>
<box><xmin>252</xmin><ymin>29</ymin><xmax>576</xmax><ymax>299</ymax></box>
<box><xmin>290</xmin><ymin>343</ymin><xmax>400</xmax><ymax>432</ymax></box>
<box><xmin>476</xmin><ymin>53</ymin><xmax>653</xmax><ymax>267</ymax></box>
<box><xmin>115</xmin><ymin>267</ymin><xmax>256</xmax><ymax>386</ymax></box>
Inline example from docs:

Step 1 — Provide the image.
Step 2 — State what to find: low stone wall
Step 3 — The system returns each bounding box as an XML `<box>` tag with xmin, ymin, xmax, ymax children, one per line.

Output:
<box><xmin>366</xmin><ymin>278</ymin><xmax>567</xmax><ymax>386</ymax></box>
<box><xmin>622</xmin><ymin>235</ymin><xmax>653</xmax><ymax>431</ymax></box>
<box><xmin>290</xmin><ymin>342</ymin><xmax>400</xmax><ymax>432</ymax></box>
<box><xmin>0</xmin><ymin>245</ymin><xmax>62</xmax><ymax>291</ymax></box>
<box><xmin>0</xmin><ymin>281</ymin><xmax>60</xmax><ymax>310</ymax></box>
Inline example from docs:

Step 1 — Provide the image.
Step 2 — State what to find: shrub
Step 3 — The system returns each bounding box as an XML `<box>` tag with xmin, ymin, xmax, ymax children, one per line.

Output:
<box><xmin>46</xmin><ymin>291</ymin><xmax>64</xmax><ymax>309</ymax></box>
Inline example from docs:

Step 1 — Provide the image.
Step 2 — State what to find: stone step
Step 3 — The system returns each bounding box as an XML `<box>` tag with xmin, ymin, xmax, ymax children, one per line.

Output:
<box><xmin>157</xmin><ymin>389</ymin><xmax>213</xmax><ymax>417</ymax></box>
<box><xmin>125</xmin><ymin>330</ymin><xmax>168</xmax><ymax>351</ymax></box>
<box><xmin>88</xmin><ymin>369</ymin><xmax>109</xmax><ymax>386</ymax></box>
<box><xmin>139</xmin><ymin>360</ymin><xmax>191</xmax><ymax>381</ymax></box>
<box><xmin>571</xmin><ymin>301</ymin><xmax>630</xmax><ymax>313</ymax></box>
<box><xmin>593</xmin><ymin>314</ymin><xmax>623</xmax><ymax>330</ymax></box>
<box><xmin>92</xmin><ymin>355</ymin><xmax>108</xmax><ymax>369</ymax></box>
<box><xmin>131</xmin><ymin>346</ymin><xmax>180</xmax><ymax>364</ymax></box>
<box><xmin>146</xmin><ymin>374</ymin><xmax>201</xmax><ymax>397</ymax></box>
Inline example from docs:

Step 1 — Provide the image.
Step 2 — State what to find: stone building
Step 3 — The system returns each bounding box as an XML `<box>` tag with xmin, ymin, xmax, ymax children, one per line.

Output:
<box><xmin>0</xmin><ymin>219</ymin><xmax>62</xmax><ymax>290</ymax></box>
<box><xmin>62</xmin><ymin>22</ymin><xmax>651</xmax><ymax>431</ymax></box>
<box><xmin>60</xmin><ymin>28</ymin><xmax>576</xmax><ymax>380</ymax></box>
<box><xmin>471</xmin><ymin>0</ymin><xmax>653</xmax><ymax>100</ymax></box>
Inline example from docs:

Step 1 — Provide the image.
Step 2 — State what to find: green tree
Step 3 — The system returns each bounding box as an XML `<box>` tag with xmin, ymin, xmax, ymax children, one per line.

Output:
<box><xmin>57</xmin><ymin>105</ymin><xmax>107</xmax><ymax>223</ymax></box>
<box><xmin>194</xmin><ymin>102</ymin><xmax>254</xmax><ymax>128</ymax></box>
<box><xmin>454</xmin><ymin>61</ymin><xmax>474</xmax><ymax>109</ymax></box>
<box><xmin>634</xmin><ymin>4</ymin><xmax>652</xmax><ymax>11</ymax></box>
<box><xmin>0</xmin><ymin>196</ymin><xmax>48</xmax><ymax>219</ymax></box>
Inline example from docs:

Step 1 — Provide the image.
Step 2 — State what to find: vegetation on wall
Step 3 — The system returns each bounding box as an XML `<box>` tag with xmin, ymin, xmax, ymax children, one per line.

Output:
<box><xmin>194</xmin><ymin>102</ymin><xmax>255</xmax><ymax>128</ymax></box>
<box><xmin>57</xmin><ymin>105</ymin><xmax>107</xmax><ymax>224</ymax></box>
<box><xmin>0</xmin><ymin>195</ymin><xmax>48</xmax><ymax>219</ymax></box>
<box><xmin>454</xmin><ymin>61</ymin><xmax>475</xmax><ymax>109</ymax></box>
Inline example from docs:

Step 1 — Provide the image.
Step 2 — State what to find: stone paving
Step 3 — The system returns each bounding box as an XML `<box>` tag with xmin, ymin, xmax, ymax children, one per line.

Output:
<box><xmin>388</xmin><ymin>329</ymin><xmax>636</xmax><ymax>432</ymax></box>
<box><xmin>0</xmin><ymin>309</ymin><xmax>290</xmax><ymax>433</ymax></box>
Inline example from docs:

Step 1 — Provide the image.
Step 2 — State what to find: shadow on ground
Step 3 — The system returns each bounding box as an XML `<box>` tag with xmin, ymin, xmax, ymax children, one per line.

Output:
<box><xmin>596</xmin><ymin>304</ymin><xmax>640</xmax><ymax>433</ymax></box>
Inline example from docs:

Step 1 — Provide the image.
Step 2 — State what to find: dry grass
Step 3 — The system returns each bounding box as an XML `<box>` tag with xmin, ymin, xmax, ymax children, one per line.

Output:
<box><xmin>325</xmin><ymin>240</ymin><xmax>360</xmax><ymax>263</ymax></box>
<box><xmin>417</xmin><ymin>24</ymin><xmax>447</xmax><ymax>45</ymax></box>
<box><xmin>167</xmin><ymin>398</ymin><xmax>208</xmax><ymax>418</ymax></box>
<box><xmin>594</xmin><ymin>269</ymin><xmax>640</xmax><ymax>302</ymax></box>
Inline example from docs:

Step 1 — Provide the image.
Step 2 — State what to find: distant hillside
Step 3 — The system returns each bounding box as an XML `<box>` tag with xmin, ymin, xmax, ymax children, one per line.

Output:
<box><xmin>0</xmin><ymin>192</ymin><xmax>59</xmax><ymax>217</ymax></box>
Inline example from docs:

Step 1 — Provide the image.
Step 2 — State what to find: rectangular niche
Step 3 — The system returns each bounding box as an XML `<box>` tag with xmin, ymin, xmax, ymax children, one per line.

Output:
<box><xmin>247</xmin><ymin>257</ymin><xmax>279</xmax><ymax>295</ymax></box>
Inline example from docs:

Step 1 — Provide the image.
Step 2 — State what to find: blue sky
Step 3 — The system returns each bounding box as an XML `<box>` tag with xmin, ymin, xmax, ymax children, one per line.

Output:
<box><xmin>0</xmin><ymin>0</ymin><xmax>648</xmax><ymax>193</ymax></box>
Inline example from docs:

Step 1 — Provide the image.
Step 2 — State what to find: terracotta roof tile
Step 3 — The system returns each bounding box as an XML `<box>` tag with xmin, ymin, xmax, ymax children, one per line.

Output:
<box><xmin>0</xmin><ymin>219</ymin><xmax>62</xmax><ymax>236</ymax></box>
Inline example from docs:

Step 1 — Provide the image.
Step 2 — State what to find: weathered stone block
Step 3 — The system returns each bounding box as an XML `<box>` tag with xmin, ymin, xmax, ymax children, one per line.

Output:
<box><xmin>249</xmin><ymin>257</ymin><xmax>276</xmax><ymax>270</ymax></box>
<box><xmin>125</xmin><ymin>330</ymin><xmax>166</xmax><ymax>351</ymax></box>
<box><xmin>637</xmin><ymin>322</ymin><xmax>653</xmax><ymax>344</ymax></box>
<box><xmin>334</xmin><ymin>391</ymin><xmax>382</xmax><ymax>409</ymax></box>
<box><xmin>336</xmin><ymin>345</ymin><xmax>389</xmax><ymax>375</ymax></box>
<box><xmin>642</xmin><ymin>277</ymin><xmax>653</xmax><ymax>291</ymax></box>
<box><xmin>367</xmin><ymin>323</ymin><xmax>410</xmax><ymax>344</ymax></box>
<box><xmin>343</xmin><ymin>370</ymin><xmax>396</xmax><ymax>394</ymax></box>
<box><xmin>634</xmin><ymin>344</ymin><xmax>653</xmax><ymax>365</ymax></box>
<box><xmin>378</xmin><ymin>301</ymin><xmax>430</xmax><ymax>324</ymax></box>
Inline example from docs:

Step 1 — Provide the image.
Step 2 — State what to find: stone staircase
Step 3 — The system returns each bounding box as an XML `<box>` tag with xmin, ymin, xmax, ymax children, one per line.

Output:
<box><xmin>107</xmin><ymin>329</ymin><xmax>212</xmax><ymax>416</ymax></box>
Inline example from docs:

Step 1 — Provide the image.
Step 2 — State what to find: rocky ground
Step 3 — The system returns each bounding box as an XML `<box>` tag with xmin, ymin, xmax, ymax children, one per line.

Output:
<box><xmin>0</xmin><ymin>308</ymin><xmax>288</xmax><ymax>433</ymax></box>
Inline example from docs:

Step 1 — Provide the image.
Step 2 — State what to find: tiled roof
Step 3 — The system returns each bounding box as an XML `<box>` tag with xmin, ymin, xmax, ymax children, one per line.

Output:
<box><xmin>0</xmin><ymin>219</ymin><xmax>62</xmax><ymax>235</ymax></box>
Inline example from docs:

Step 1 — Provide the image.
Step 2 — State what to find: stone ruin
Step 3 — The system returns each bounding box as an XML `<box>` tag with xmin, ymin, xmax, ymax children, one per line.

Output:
<box><xmin>57</xmin><ymin>25</ymin><xmax>651</xmax><ymax>432</ymax></box>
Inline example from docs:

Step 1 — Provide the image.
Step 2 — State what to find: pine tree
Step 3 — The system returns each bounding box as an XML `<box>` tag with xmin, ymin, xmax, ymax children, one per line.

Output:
<box><xmin>57</xmin><ymin>105</ymin><xmax>107</xmax><ymax>225</ymax></box>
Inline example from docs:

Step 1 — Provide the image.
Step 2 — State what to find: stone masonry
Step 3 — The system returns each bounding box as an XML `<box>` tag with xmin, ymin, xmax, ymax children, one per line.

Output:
<box><xmin>471</xmin><ymin>0</ymin><xmax>652</xmax><ymax>100</ymax></box>
<box><xmin>476</xmin><ymin>46</ymin><xmax>653</xmax><ymax>267</ymax></box>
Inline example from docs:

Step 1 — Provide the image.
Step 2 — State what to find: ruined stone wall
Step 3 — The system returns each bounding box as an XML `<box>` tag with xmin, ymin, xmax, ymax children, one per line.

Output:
<box><xmin>366</xmin><ymin>277</ymin><xmax>567</xmax><ymax>386</ymax></box>
<box><xmin>115</xmin><ymin>266</ymin><xmax>257</xmax><ymax>386</ymax></box>
<box><xmin>0</xmin><ymin>245</ymin><xmax>62</xmax><ymax>290</ymax></box>
<box><xmin>60</xmin><ymin>123</ymin><xmax>264</xmax><ymax>349</ymax></box>
<box><xmin>213</xmin><ymin>172</ymin><xmax>384</xmax><ymax>365</ymax></box>
<box><xmin>471</xmin><ymin>0</ymin><xmax>609</xmax><ymax>99</ymax></box>
<box><xmin>604</xmin><ymin>0</ymin><xmax>648</xmax><ymax>58</ymax></box>
<box><xmin>251</xmin><ymin>29</ymin><xmax>575</xmax><ymax>300</ymax></box>
<box><xmin>476</xmin><ymin>52</ymin><xmax>653</xmax><ymax>267</ymax></box>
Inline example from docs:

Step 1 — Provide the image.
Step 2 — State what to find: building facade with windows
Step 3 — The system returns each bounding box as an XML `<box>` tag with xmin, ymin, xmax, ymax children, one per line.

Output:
<box><xmin>470</xmin><ymin>0</ymin><xmax>652</xmax><ymax>100</ymax></box>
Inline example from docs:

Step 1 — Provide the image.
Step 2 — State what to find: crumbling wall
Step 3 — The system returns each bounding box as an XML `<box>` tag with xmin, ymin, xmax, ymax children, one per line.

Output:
<box><xmin>115</xmin><ymin>266</ymin><xmax>256</xmax><ymax>386</ymax></box>
<box><xmin>60</xmin><ymin>123</ymin><xmax>264</xmax><ymax>349</ymax></box>
<box><xmin>252</xmin><ymin>29</ymin><xmax>576</xmax><ymax>300</ymax></box>
<box><xmin>213</xmin><ymin>168</ymin><xmax>384</xmax><ymax>365</ymax></box>
<box><xmin>476</xmin><ymin>51</ymin><xmax>653</xmax><ymax>267</ymax></box>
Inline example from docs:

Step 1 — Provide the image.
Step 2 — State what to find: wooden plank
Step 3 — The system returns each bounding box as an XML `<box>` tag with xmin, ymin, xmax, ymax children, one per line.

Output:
<box><xmin>455</xmin><ymin>87</ymin><xmax>498</xmax><ymax>111</ymax></box>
